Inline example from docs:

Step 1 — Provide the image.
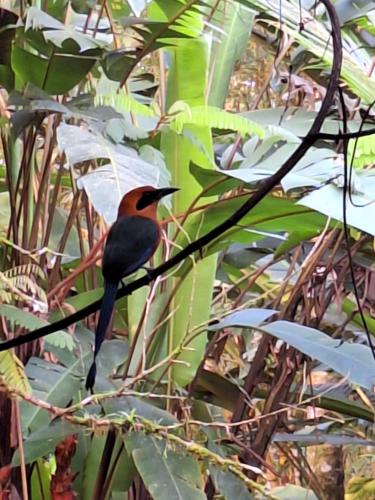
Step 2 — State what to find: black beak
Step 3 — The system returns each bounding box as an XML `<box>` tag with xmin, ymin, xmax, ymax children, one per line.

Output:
<box><xmin>155</xmin><ymin>187</ymin><xmax>179</xmax><ymax>200</ymax></box>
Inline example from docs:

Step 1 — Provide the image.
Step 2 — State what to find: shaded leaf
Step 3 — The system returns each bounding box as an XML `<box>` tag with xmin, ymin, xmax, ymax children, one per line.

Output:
<box><xmin>125</xmin><ymin>432</ymin><xmax>205</xmax><ymax>500</ymax></box>
<box><xmin>13</xmin><ymin>421</ymin><xmax>82</xmax><ymax>466</ymax></box>
<box><xmin>21</xmin><ymin>357</ymin><xmax>82</xmax><ymax>433</ymax></box>
<box><xmin>209</xmin><ymin>465</ymin><xmax>253</xmax><ymax>500</ymax></box>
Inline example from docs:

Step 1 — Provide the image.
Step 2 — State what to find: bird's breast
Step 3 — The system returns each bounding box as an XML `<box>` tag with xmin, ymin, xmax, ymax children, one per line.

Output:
<box><xmin>102</xmin><ymin>215</ymin><xmax>161</xmax><ymax>283</ymax></box>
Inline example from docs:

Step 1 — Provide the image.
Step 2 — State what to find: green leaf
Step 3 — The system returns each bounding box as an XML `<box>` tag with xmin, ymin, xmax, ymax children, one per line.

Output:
<box><xmin>239</xmin><ymin>107</ymin><xmax>342</xmax><ymax>136</ymax></box>
<box><xmin>158</xmin><ymin>34</ymin><xmax>217</xmax><ymax>387</ymax></box>
<box><xmin>11</xmin><ymin>45</ymin><xmax>96</xmax><ymax>94</ymax></box>
<box><xmin>95</xmin><ymin>78</ymin><xmax>156</xmax><ymax>117</ymax></box>
<box><xmin>13</xmin><ymin>420</ymin><xmax>82</xmax><ymax>466</ymax></box>
<box><xmin>208</xmin><ymin>3</ymin><xmax>255</xmax><ymax>107</ymax></box>
<box><xmin>0</xmin><ymin>350</ymin><xmax>30</xmax><ymax>394</ymax></box>
<box><xmin>348</xmin><ymin>134</ymin><xmax>375</xmax><ymax>169</ymax></box>
<box><xmin>111</xmin><ymin>442</ymin><xmax>136</xmax><ymax>494</ymax></box>
<box><xmin>81</xmin><ymin>434</ymin><xmax>107</xmax><ymax>500</ymax></box>
<box><xmin>172</xmin><ymin>193</ymin><xmax>326</xmax><ymax>278</ymax></box>
<box><xmin>125</xmin><ymin>432</ymin><xmax>205</xmax><ymax>500</ymax></box>
<box><xmin>30</xmin><ymin>458</ymin><xmax>52</xmax><ymax>500</ymax></box>
<box><xmin>209</xmin><ymin>465</ymin><xmax>253</xmax><ymax>500</ymax></box>
<box><xmin>21</xmin><ymin>356</ymin><xmax>83</xmax><ymax>433</ymax></box>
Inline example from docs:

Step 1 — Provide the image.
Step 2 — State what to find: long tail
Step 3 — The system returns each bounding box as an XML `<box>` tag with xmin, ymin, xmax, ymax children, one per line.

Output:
<box><xmin>85</xmin><ymin>281</ymin><xmax>118</xmax><ymax>391</ymax></box>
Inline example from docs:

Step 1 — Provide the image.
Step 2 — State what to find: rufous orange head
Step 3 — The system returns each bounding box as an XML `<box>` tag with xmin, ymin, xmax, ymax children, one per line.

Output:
<box><xmin>118</xmin><ymin>185</ymin><xmax>179</xmax><ymax>220</ymax></box>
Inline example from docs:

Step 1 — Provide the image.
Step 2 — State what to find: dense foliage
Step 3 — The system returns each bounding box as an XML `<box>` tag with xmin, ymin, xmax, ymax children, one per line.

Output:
<box><xmin>0</xmin><ymin>0</ymin><xmax>374</xmax><ymax>499</ymax></box>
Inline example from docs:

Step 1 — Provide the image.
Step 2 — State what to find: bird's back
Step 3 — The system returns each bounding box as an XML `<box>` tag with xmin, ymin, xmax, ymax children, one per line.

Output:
<box><xmin>102</xmin><ymin>215</ymin><xmax>160</xmax><ymax>283</ymax></box>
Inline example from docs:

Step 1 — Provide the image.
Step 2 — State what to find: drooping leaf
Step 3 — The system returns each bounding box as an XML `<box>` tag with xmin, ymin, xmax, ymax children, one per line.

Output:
<box><xmin>210</xmin><ymin>310</ymin><xmax>375</xmax><ymax>389</ymax></box>
<box><xmin>95</xmin><ymin>78</ymin><xmax>156</xmax><ymax>117</ymax></box>
<box><xmin>261</xmin><ymin>320</ymin><xmax>375</xmax><ymax>389</ymax></box>
<box><xmin>175</xmin><ymin>194</ymin><xmax>326</xmax><ymax>266</ymax></box>
<box><xmin>194</xmin><ymin>369</ymin><xmax>375</xmax><ymax>422</ymax></box>
<box><xmin>273</xmin><ymin>432</ymin><xmax>375</xmax><ymax>447</ymax></box>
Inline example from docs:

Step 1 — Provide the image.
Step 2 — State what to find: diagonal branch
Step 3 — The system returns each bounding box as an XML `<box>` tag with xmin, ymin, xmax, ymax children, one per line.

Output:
<box><xmin>0</xmin><ymin>0</ymin><xmax>342</xmax><ymax>352</ymax></box>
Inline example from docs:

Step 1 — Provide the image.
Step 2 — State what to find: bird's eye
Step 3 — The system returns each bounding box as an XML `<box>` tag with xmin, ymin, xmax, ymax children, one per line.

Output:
<box><xmin>136</xmin><ymin>191</ymin><xmax>154</xmax><ymax>210</ymax></box>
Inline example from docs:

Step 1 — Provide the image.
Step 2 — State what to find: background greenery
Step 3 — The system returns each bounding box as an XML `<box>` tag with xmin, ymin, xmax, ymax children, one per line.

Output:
<box><xmin>0</xmin><ymin>0</ymin><xmax>374</xmax><ymax>499</ymax></box>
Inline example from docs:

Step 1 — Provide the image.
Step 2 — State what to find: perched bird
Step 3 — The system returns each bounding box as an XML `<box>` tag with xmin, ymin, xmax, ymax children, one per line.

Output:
<box><xmin>85</xmin><ymin>185</ymin><xmax>179</xmax><ymax>391</ymax></box>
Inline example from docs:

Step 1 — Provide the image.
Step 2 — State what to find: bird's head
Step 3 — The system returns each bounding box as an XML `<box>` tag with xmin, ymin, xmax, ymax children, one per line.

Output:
<box><xmin>118</xmin><ymin>185</ymin><xmax>179</xmax><ymax>219</ymax></box>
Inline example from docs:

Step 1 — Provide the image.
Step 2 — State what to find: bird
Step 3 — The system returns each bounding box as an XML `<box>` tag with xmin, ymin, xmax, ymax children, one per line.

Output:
<box><xmin>85</xmin><ymin>185</ymin><xmax>179</xmax><ymax>391</ymax></box>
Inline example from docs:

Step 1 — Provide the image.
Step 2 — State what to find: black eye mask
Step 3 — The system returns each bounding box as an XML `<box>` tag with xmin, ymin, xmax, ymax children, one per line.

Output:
<box><xmin>136</xmin><ymin>191</ymin><xmax>157</xmax><ymax>210</ymax></box>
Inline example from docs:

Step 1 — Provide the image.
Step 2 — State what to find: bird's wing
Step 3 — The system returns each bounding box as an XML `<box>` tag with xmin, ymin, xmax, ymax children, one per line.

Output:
<box><xmin>102</xmin><ymin>215</ymin><xmax>160</xmax><ymax>282</ymax></box>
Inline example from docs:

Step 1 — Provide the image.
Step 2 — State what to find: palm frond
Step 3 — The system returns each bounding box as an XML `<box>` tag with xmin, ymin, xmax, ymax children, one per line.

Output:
<box><xmin>95</xmin><ymin>79</ymin><xmax>155</xmax><ymax>117</ymax></box>
<box><xmin>0</xmin><ymin>264</ymin><xmax>47</xmax><ymax>306</ymax></box>
<box><xmin>0</xmin><ymin>351</ymin><xmax>31</xmax><ymax>395</ymax></box>
<box><xmin>169</xmin><ymin>103</ymin><xmax>265</xmax><ymax>137</ymax></box>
